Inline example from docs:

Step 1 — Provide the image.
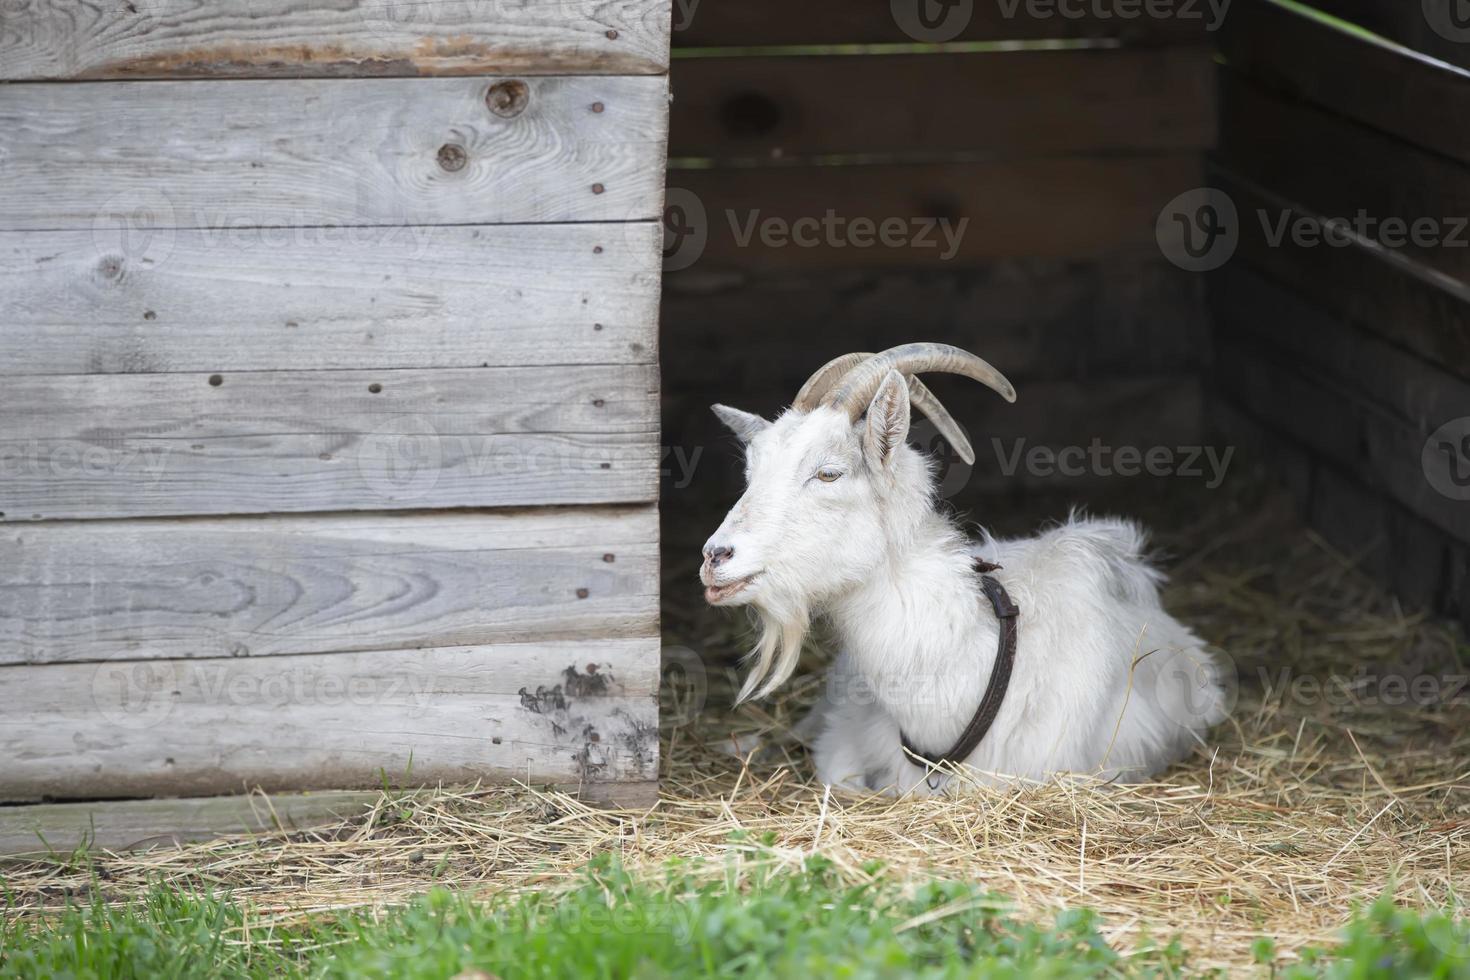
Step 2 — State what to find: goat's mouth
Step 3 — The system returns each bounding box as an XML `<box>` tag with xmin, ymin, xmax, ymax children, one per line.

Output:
<box><xmin>704</xmin><ymin>573</ymin><xmax>760</xmax><ymax>605</ymax></box>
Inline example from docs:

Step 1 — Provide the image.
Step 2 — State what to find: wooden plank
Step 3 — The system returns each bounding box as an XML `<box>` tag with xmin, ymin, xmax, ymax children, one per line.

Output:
<box><xmin>0</xmin><ymin>780</ymin><xmax>654</xmax><ymax>856</ymax></box>
<box><xmin>1221</xmin><ymin>0</ymin><xmax>1470</xmax><ymax>166</ymax></box>
<box><xmin>1217</xmin><ymin>72</ymin><xmax>1470</xmax><ymax>285</ymax></box>
<box><xmin>0</xmin><ymin>505</ymin><xmax>659</xmax><ymax>665</ymax></box>
<box><xmin>669</xmin><ymin>47</ymin><xmax>1215</xmax><ymax>159</ymax></box>
<box><xmin>1211</xmin><ymin>264</ymin><xmax>1470</xmax><ymax>435</ymax></box>
<box><xmin>665</xmin><ymin>154</ymin><xmax>1200</xmax><ymax>269</ymax></box>
<box><xmin>1304</xmin><ymin>0</ymin><xmax>1470</xmax><ymax>71</ymax></box>
<box><xmin>1306</xmin><ymin>464</ymin><xmax>1470</xmax><ymax>625</ymax></box>
<box><xmin>0</xmin><ymin>791</ymin><xmax>380</xmax><ymax>856</ymax></box>
<box><xmin>0</xmin><ymin>75</ymin><xmax>669</xmax><ymax>230</ymax></box>
<box><xmin>1209</xmin><ymin>399</ymin><xmax>1314</xmax><ymax>507</ymax></box>
<box><xmin>0</xmin><ymin>223</ymin><xmax>660</xmax><ymax>376</ymax></box>
<box><xmin>1214</xmin><ymin>333</ymin><xmax>1470</xmax><ymax>545</ymax></box>
<box><xmin>0</xmin><ymin>0</ymin><xmax>671</xmax><ymax>79</ymax></box>
<box><xmin>0</xmin><ymin>638</ymin><xmax>659</xmax><ymax>802</ymax></box>
<box><xmin>671</xmin><ymin>0</ymin><xmax>1218</xmax><ymax>46</ymax></box>
<box><xmin>1215</xmin><ymin>399</ymin><xmax>1470</xmax><ymax>628</ymax></box>
<box><xmin>0</xmin><ymin>364</ymin><xmax>659</xmax><ymax>520</ymax></box>
<box><xmin>1214</xmin><ymin>171</ymin><xmax>1470</xmax><ymax>380</ymax></box>
<box><xmin>661</xmin><ymin>257</ymin><xmax>1209</xmax><ymax>389</ymax></box>
<box><xmin>665</xmin><ymin>375</ymin><xmax>1206</xmax><ymax>504</ymax></box>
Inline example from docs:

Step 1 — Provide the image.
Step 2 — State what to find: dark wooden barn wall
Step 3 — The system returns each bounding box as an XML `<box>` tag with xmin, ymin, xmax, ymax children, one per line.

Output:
<box><xmin>1212</xmin><ymin>0</ymin><xmax>1470</xmax><ymax>628</ymax></box>
<box><xmin>659</xmin><ymin>6</ymin><xmax>1220</xmax><ymax>539</ymax></box>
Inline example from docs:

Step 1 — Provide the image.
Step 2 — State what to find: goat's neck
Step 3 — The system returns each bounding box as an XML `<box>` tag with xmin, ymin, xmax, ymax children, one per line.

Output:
<box><xmin>826</xmin><ymin>514</ymin><xmax>993</xmax><ymax>740</ymax></box>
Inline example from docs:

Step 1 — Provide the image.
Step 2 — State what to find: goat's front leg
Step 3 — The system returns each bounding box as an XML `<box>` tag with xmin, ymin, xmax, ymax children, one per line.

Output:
<box><xmin>808</xmin><ymin>664</ymin><xmax>913</xmax><ymax>794</ymax></box>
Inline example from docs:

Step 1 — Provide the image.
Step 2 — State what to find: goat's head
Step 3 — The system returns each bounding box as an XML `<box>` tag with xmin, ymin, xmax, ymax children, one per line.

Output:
<box><xmin>701</xmin><ymin>344</ymin><xmax>1016</xmax><ymax>701</ymax></box>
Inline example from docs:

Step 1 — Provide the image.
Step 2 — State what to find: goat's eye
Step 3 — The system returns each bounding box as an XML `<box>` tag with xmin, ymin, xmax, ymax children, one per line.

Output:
<box><xmin>815</xmin><ymin>467</ymin><xmax>843</xmax><ymax>483</ymax></box>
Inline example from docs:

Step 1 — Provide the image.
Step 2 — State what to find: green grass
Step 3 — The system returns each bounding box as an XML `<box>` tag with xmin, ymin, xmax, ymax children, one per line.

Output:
<box><xmin>2</xmin><ymin>850</ymin><xmax>1466</xmax><ymax>979</ymax></box>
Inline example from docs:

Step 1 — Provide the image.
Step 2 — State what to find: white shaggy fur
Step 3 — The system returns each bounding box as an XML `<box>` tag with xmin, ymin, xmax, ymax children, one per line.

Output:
<box><xmin>702</xmin><ymin>384</ymin><xmax>1228</xmax><ymax>798</ymax></box>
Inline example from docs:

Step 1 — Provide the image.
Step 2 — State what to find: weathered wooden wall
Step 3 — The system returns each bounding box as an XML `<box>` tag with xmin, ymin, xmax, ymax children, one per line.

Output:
<box><xmin>1212</xmin><ymin>0</ymin><xmax>1470</xmax><ymax>627</ymax></box>
<box><xmin>0</xmin><ymin>0</ymin><xmax>671</xmax><ymax>847</ymax></box>
<box><xmin>658</xmin><ymin>4</ymin><xmax>1220</xmax><ymax>542</ymax></box>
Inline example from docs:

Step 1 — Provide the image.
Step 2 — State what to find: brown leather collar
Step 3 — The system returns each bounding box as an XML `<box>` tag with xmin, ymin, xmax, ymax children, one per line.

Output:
<box><xmin>900</xmin><ymin>557</ymin><xmax>1019</xmax><ymax>776</ymax></box>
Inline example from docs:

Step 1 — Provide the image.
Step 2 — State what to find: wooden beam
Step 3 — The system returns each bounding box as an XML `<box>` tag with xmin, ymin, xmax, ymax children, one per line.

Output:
<box><xmin>0</xmin><ymin>75</ymin><xmax>669</xmax><ymax>230</ymax></box>
<box><xmin>0</xmin><ymin>364</ymin><xmax>659</xmax><ymax>520</ymax></box>
<box><xmin>0</xmin><ymin>638</ymin><xmax>659</xmax><ymax>802</ymax></box>
<box><xmin>1303</xmin><ymin>0</ymin><xmax>1470</xmax><ymax>71</ymax></box>
<box><xmin>661</xmin><ymin>257</ymin><xmax>1209</xmax><ymax>387</ymax></box>
<box><xmin>669</xmin><ymin>47</ymin><xmax>1215</xmax><ymax>160</ymax></box>
<box><xmin>1217</xmin><ymin>72</ymin><xmax>1470</xmax><ymax>286</ymax></box>
<box><xmin>1212</xmin><ymin>264</ymin><xmax>1470</xmax><ymax>436</ymax></box>
<box><xmin>1221</xmin><ymin>0</ymin><xmax>1470</xmax><ymax>167</ymax></box>
<box><xmin>664</xmin><ymin>154</ymin><xmax>1201</xmax><ymax>269</ymax></box>
<box><xmin>0</xmin><ymin>0</ymin><xmax>671</xmax><ymax>79</ymax></box>
<box><xmin>1211</xmin><ymin>171</ymin><xmax>1470</xmax><ymax>381</ymax></box>
<box><xmin>0</xmin><ymin>223</ymin><xmax>659</xmax><ymax>376</ymax></box>
<box><xmin>0</xmin><ymin>791</ymin><xmax>380</xmax><ymax>856</ymax></box>
<box><xmin>667</xmin><ymin>374</ymin><xmax>1207</xmax><ymax>503</ymax></box>
<box><xmin>0</xmin><ymin>505</ymin><xmax>659</xmax><ymax>665</ymax></box>
<box><xmin>671</xmin><ymin>0</ymin><xmax>1218</xmax><ymax>46</ymax></box>
<box><xmin>1215</xmin><ymin>400</ymin><xmax>1470</xmax><ymax>627</ymax></box>
<box><xmin>1213</xmin><ymin>282</ymin><xmax>1470</xmax><ymax>544</ymax></box>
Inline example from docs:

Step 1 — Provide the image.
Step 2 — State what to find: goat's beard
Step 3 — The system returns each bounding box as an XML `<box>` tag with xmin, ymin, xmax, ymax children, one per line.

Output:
<box><xmin>735</xmin><ymin>596</ymin><xmax>810</xmax><ymax>705</ymax></box>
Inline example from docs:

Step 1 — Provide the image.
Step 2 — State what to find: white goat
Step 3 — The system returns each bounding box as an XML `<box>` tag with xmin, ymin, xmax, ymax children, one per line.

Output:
<box><xmin>701</xmin><ymin>344</ymin><xmax>1228</xmax><ymax>797</ymax></box>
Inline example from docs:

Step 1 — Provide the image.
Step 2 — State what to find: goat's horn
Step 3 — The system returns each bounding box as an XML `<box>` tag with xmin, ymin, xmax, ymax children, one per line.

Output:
<box><xmin>793</xmin><ymin>352</ymin><xmax>977</xmax><ymax>465</ymax></box>
<box><xmin>793</xmin><ymin>353</ymin><xmax>869</xmax><ymax>412</ymax></box>
<box><xmin>821</xmin><ymin>343</ymin><xmax>1017</xmax><ymax>420</ymax></box>
<box><xmin>908</xmin><ymin>378</ymin><xmax>976</xmax><ymax>467</ymax></box>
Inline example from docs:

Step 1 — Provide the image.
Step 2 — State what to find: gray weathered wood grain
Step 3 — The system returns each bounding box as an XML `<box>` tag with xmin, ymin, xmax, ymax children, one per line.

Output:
<box><xmin>0</xmin><ymin>364</ymin><xmax>659</xmax><ymax>519</ymax></box>
<box><xmin>0</xmin><ymin>505</ymin><xmax>659</xmax><ymax>665</ymax></box>
<box><xmin>0</xmin><ymin>0</ymin><xmax>671</xmax><ymax>79</ymax></box>
<box><xmin>0</xmin><ymin>791</ymin><xmax>381</xmax><ymax>855</ymax></box>
<box><xmin>0</xmin><ymin>637</ymin><xmax>660</xmax><ymax>801</ymax></box>
<box><xmin>0</xmin><ymin>223</ymin><xmax>660</xmax><ymax>375</ymax></box>
<box><xmin>0</xmin><ymin>75</ymin><xmax>669</xmax><ymax>229</ymax></box>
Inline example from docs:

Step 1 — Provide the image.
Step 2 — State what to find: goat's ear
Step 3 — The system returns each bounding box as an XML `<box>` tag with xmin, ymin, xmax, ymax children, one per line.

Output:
<box><xmin>711</xmin><ymin>404</ymin><xmax>770</xmax><ymax>444</ymax></box>
<box><xmin>862</xmin><ymin>369</ymin><xmax>911</xmax><ymax>470</ymax></box>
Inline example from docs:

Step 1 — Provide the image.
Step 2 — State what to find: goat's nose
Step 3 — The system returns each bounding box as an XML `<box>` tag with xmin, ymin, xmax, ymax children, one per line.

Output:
<box><xmin>704</xmin><ymin>544</ymin><xmax>734</xmax><ymax>567</ymax></box>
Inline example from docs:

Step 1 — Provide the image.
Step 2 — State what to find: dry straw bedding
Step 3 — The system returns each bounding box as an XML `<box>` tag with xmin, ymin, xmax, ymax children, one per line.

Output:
<box><xmin>3</xmin><ymin>487</ymin><xmax>1467</xmax><ymax>971</ymax></box>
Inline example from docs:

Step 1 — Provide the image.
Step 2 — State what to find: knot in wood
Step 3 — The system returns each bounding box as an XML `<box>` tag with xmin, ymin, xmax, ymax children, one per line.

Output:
<box><xmin>436</xmin><ymin>143</ymin><xmax>468</xmax><ymax>172</ymax></box>
<box><xmin>486</xmin><ymin>80</ymin><xmax>530</xmax><ymax>118</ymax></box>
